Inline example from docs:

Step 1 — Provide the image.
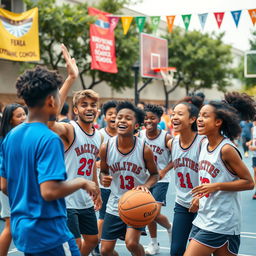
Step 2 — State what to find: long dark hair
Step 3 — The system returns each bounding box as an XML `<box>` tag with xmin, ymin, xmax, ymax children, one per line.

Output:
<box><xmin>0</xmin><ymin>103</ymin><xmax>27</xmax><ymax>138</ymax></box>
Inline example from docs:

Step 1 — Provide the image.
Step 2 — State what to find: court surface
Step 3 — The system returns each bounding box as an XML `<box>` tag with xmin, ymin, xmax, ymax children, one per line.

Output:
<box><xmin>1</xmin><ymin>146</ymin><xmax>256</xmax><ymax>256</ymax></box>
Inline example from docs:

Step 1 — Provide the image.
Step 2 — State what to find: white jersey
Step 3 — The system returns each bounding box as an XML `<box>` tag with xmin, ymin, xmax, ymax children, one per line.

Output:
<box><xmin>65</xmin><ymin>121</ymin><xmax>101</xmax><ymax>209</ymax></box>
<box><xmin>106</xmin><ymin>136</ymin><xmax>149</xmax><ymax>216</ymax></box>
<box><xmin>252</xmin><ymin>126</ymin><xmax>256</xmax><ymax>157</ymax></box>
<box><xmin>139</xmin><ymin>129</ymin><xmax>171</xmax><ymax>182</ymax></box>
<box><xmin>193</xmin><ymin>138</ymin><xmax>241</xmax><ymax>235</ymax></box>
<box><xmin>171</xmin><ymin>134</ymin><xmax>204</xmax><ymax>208</ymax></box>
<box><xmin>98</xmin><ymin>128</ymin><xmax>114</xmax><ymax>189</ymax></box>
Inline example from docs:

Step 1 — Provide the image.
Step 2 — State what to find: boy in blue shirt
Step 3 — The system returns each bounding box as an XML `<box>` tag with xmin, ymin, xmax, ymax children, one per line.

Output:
<box><xmin>0</xmin><ymin>45</ymin><xmax>100</xmax><ymax>256</ymax></box>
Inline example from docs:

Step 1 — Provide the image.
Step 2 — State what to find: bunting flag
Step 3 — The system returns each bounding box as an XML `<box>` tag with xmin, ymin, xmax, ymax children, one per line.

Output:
<box><xmin>150</xmin><ymin>16</ymin><xmax>161</xmax><ymax>34</ymax></box>
<box><xmin>109</xmin><ymin>16</ymin><xmax>119</xmax><ymax>31</ymax></box>
<box><xmin>88</xmin><ymin>7</ymin><xmax>118</xmax><ymax>73</ymax></box>
<box><xmin>182</xmin><ymin>14</ymin><xmax>191</xmax><ymax>31</ymax></box>
<box><xmin>135</xmin><ymin>16</ymin><xmax>146</xmax><ymax>33</ymax></box>
<box><xmin>166</xmin><ymin>16</ymin><xmax>175</xmax><ymax>32</ymax></box>
<box><xmin>231</xmin><ymin>10</ymin><xmax>242</xmax><ymax>27</ymax></box>
<box><xmin>0</xmin><ymin>7</ymin><xmax>39</xmax><ymax>61</ymax></box>
<box><xmin>198</xmin><ymin>13</ymin><xmax>208</xmax><ymax>30</ymax></box>
<box><xmin>214</xmin><ymin>12</ymin><xmax>225</xmax><ymax>28</ymax></box>
<box><xmin>121</xmin><ymin>16</ymin><xmax>133</xmax><ymax>35</ymax></box>
<box><xmin>248</xmin><ymin>9</ymin><xmax>256</xmax><ymax>25</ymax></box>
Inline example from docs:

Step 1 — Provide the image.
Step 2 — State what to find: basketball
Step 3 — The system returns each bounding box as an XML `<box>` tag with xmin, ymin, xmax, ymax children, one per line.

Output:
<box><xmin>118</xmin><ymin>189</ymin><xmax>158</xmax><ymax>228</ymax></box>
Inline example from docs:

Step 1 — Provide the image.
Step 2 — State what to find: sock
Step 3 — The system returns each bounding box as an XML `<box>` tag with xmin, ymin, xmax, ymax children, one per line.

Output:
<box><xmin>151</xmin><ymin>237</ymin><xmax>158</xmax><ymax>245</ymax></box>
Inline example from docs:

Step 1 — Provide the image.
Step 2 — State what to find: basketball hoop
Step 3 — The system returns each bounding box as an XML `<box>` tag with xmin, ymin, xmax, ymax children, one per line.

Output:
<box><xmin>153</xmin><ymin>67</ymin><xmax>177</xmax><ymax>86</ymax></box>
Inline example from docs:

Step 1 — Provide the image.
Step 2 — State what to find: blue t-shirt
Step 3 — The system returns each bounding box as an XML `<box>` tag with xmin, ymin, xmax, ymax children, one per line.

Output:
<box><xmin>240</xmin><ymin>121</ymin><xmax>253</xmax><ymax>140</ymax></box>
<box><xmin>0</xmin><ymin>122</ymin><xmax>73</xmax><ymax>253</ymax></box>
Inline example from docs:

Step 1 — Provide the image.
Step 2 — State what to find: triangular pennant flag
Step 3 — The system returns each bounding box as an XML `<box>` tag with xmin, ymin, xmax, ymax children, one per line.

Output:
<box><xmin>121</xmin><ymin>17</ymin><xmax>133</xmax><ymax>35</ymax></box>
<box><xmin>150</xmin><ymin>16</ymin><xmax>161</xmax><ymax>34</ymax></box>
<box><xmin>248</xmin><ymin>9</ymin><xmax>256</xmax><ymax>25</ymax></box>
<box><xmin>231</xmin><ymin>10</ymin><xmax>242</xmax><ymax>27</ymax></box>
<box><xmin>135</xmin><ymin>17</ymin><xmax>146</xmax><ymax>33</ymax></box>
<box><xmin>198</xmin><ymin>13</ymin><xmax>208</xmax><ymax>30</ymax></box>
<box><xmin>166</xmin><ymin>16</ymin><xmax>176</xmax><ymax>32</ymax></box>
<box><xmin>109</xmin><ymin>16</ymin><xmax>119</xmax><ymax>31</ymax></box>
<box><xmin>182</xmin><ymin>14</ymin><xmax>191</xmax><ymax>31</ymax></box>
<box><xmin>214</xmin><ymin>12</ymin><xmax>225</xmax><ymax>28</ymax></box>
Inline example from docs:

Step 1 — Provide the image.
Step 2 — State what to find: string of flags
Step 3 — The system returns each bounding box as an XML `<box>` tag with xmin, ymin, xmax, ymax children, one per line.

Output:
<box><xmin>107</xmin><ymin>8</ymin><xmax>256</xmax><ymax>35</ymax></box>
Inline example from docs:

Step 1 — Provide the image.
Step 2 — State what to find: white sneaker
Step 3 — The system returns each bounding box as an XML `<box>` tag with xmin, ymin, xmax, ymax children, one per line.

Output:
<box><xmin>145</xmin><ymin>242</ymin><xmax>160</xmax><ymax>255</ymax></box>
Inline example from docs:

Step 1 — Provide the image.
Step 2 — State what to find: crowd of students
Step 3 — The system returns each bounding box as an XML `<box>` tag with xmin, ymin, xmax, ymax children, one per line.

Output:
<box><xmin>0</xmin><ymin>45</ymin><xmax>256</xmax><ymax>256</ymax></box>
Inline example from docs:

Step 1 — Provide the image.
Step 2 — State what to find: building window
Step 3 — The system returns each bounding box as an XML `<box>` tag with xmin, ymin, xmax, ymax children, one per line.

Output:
<box><xmin>0</xmin><ymin>0</ymin><xmax>25</xmax><ymax>13</ymax></box>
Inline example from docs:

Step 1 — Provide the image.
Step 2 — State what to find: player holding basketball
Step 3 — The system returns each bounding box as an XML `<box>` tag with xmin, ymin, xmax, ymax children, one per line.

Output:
<box><xmin>138</xmin><ymin>104</ymin><xmax>172</xmax><ymax>255</ymax></box>
<box><xmin>49</xmin><ymin>84</ymin><xmax>102</xmax><ymax>254</ymax></box>
<box><xmin>0</xmin><ymin>45</ymin><xmax>99</xmax><ymax>255</ymax></box>
<box><xmin>184</xmin><ymin>92</ymin><xmax>255</xmax><ymax>256</ymax></box>
<box><xmin>168</xmin><ymin>96</ymin><xmax>204</xmax><ymax>256</ymax></box>
<box><xmin>100</xmin><ymin>101</ymin><xmax>159</xmax><ymax>256</ymax></box>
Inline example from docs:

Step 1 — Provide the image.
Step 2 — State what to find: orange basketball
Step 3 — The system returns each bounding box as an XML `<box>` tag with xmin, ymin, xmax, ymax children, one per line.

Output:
<box><xmin>118</xmin><ymin>189</ymin><xmax>158</xmax><ymax>228</ymax></box>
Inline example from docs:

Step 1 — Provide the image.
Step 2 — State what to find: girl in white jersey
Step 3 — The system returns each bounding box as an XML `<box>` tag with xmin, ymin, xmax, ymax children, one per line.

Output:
<box><xmin>139</xmin><ymin>104</ymin><xmax>172</xmax><ymax>255</ymax></box>
<box><xmin>185</xmin><ymin>92</ymin><xmax>255</xmax><ymax>256</ymax></box>
<box><xmin>167</xmin><ymin>96</ymin><xmax>204</xmax><ymax>256</ymax></box>
<box><xmin>100</xmin><ymin>101</ymin><xmax>159</xmax><ymax>256</ymax></box>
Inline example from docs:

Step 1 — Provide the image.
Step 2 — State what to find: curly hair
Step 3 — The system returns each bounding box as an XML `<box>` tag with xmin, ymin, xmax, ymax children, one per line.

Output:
<box><xmin>144</xmin><ymin>104</ymin><xmax>163</xmax><ymax>119</ymax></box>
<box><xmin>116</xmin><ymin>101</ymin><xmax>145</xmax><ymax>131</ymax></box>
<box><xmin>208</xmin><ymin>92</ymin><xmax>256</xmax><ymax>141</ymax></box>
<box><xmin>174</xmin><ymin>95</ymin><xmax>204</xmax><ymax>132</ymax></box>
<box><xmin>102</xmin><ymin>100</ymin><xmax>117</xmax><ymax>116</ymax></box>
<box><xmin>16</xmin><ymin>66</ymin><xmax>63</xmax><ymax>107</ymax></box>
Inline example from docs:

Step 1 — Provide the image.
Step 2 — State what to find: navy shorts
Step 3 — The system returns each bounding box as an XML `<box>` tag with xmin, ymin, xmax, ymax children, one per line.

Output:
<box><xmin>150</xmin><ymin>182</ymin><xmax>169</xmax><ymax>206</ymax></box>
<box><xmin>189</xmin><ymin>225</ymin><xmax>240</xmax><ymax>255</ymax></box>
<box><xmin>67</xmin><ymin>207</ymin><xmax>98</xmax><ymax>238</ymax></box>
<box><xmin>252</xmin><ymin>157</ymin><xmax>256</xmax><ymax>168</ymax></box>
<box><xmin>24</xmin><ymin>238</ymin><xmax>80</xmax><ymax>256</ymax></box>
<box><xmin>99</xmin><ymin>188</ymin><xmax>111</xmax><ymax>220</ymax></box>
<box><xmin>101</xmin><ymin>213</ymin><xmax>145</xmax><ymax>241</ymax></box>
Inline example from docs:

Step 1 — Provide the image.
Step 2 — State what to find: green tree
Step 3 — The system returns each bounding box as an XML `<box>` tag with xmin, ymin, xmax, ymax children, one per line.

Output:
<box><xmin>165</xmin><ymin>27</ymin><xmax>235</xmax><ymax>95</ymax></box>
<box><xmin>25</xmin><ymin>0</ymin><xmax>140</xmax><ymax>90</ymax></box>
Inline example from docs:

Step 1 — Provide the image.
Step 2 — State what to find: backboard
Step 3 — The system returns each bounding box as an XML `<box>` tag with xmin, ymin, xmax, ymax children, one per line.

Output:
<box><xmin>140</xmin><ymin>33</ymin><xmax>168</xmax><ymax>79</ymax></box>
<box><xmin>244</xmin><ymin>51</ymin><xmax>256</xmax><ymax>78</ymax></box>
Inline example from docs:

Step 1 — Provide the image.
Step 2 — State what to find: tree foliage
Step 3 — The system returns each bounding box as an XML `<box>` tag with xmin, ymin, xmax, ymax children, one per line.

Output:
<box><xmin>25</xmin><ymin>0</ymin><xmax>140</xmax><ymax>90</ymax></box>
<box><xmin>165</xmin><ymin>28</ymin><xmax>235</xmax><ymax>95</ymax></box>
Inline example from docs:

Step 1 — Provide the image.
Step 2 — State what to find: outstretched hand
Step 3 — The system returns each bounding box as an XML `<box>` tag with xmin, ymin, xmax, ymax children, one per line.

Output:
<box><xmin>61</xmin><ymin>44</ymin><xmax>79</xmax><ymax>80</ymax></box>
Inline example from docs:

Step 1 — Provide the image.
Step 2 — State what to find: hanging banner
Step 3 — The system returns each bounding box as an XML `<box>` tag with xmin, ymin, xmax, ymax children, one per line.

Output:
<box><xmin>248</xmin><ymin>9</ymin><xmax>256</xmax><ymax>25</ymax></box>
<box><xmin>109</xmin><ymin>16</ymin><xmax>119</xmax><ymax>31</ymax></box>
<box><xmin>121</xmin><ymin>16</ymin><xmax>133</xmax><ymax>35</ymax></box>
<box><xmin>214</xmin><ymin>12</ymin><xmax>225</xmax><ymax>28</ymax></box>
<box><xmin>198</xmin><ymin>13</ymin><xmax>208</xmax><ymax>30</ymax></box>
<box><xmin>182</xmin><ymin>14</ymin><xmax>191</xmax><ymax>31</ymax></box>
<box><xmin>89</xmin><ymin>7</ymin><xmax>117</xmax><ymax>73</ymax></box>
<box><xmin>166</xmin><ymin>16</ymin><xmax>175</xmax><ymax>32</ymax></box>
<box><xmin>231</xmin><ymin>10</ymin><xmax>242</xmax><ymax>27</ymax></box>
<box><xmin>150</xmin><ymin>16</ymin><xmax>161</xmax><ymax>34</ymax></box>
<box><xmin>135</xmin><ymin>16</ymin><xmax>146</xmax><ymax>33</ymax></box>
<box><xmin>0</xmin><ymin>7</ymin><xmax>39</xmax><ymax>62</ymax></box>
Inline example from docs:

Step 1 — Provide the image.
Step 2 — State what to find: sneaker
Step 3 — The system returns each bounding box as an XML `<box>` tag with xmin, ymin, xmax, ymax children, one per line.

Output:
<box><xmin>91</xmin><ymin>244</ymin><xmax>101</xmax><ymax>256</ymax></box>
<box><xmin>253</xmin><ymin>193</ymin><xmax>256</xmax><ymax>200</ymax></box>
<box><xmin>244</xmin><ymin>152</ymin><xmax>249</xmax><ymax>158</ymax></box>
<box><xmin>145</xmin><ymin>242</ymin><xmax>160</xmax><ymax>255</ymax></box>
<box><xmin>141</xmin><ymin>230</ymin><xmax>147</xmax><ymax>236</ymax></box>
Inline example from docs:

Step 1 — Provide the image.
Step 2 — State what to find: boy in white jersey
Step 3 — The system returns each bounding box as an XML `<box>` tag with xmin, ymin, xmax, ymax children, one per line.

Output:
<box><xmin>49</xmin><ymin>88</ymin><xmax>102</xmax><ymax>256</ymax></box>
<box><xmin>92</xmin><ymin>101</ymin><xmax>117</xmax><ymax>256</ymax></box>
<box><xmin>184</xmin><ymin>92</ymin><xmax>255</xmax><ymax>256</ymax></box>
<box><xmin>100</xmin><ymin>101</ymin><xmax>159</xmax><ymax>256</ymax></box>
<box><xmin>139</xmin><ymin>104</ymin><xmax>172</xmax><ymax>255</ymax></box>
<box><xmin>167</xmin><ymin>96</ymin><xmax>204</xmax><ymax>256</ymax></box>
<box><xmin>246</xmin><ymin>116</ymin><xmax>256</xmax><ymax>199</ymax></box>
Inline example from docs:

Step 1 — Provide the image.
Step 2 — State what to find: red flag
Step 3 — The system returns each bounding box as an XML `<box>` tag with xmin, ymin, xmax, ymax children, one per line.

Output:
<box><xmin>89</xmin><ymin>7</ymin><xmax>118</xmax><ymax>73</ymax></box>
<box><xmin>214</xmin><ymin>12</ymin><xmax>225</xmax><ymax>28</ymax></box>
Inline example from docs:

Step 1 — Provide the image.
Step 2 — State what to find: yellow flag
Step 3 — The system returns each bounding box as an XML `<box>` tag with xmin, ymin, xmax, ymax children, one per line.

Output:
<box><xmin>121</xmin><ymin>17</ymin><xmax>133</xmax><ymax>35</ymax></box>
<box><xmin>0</xmin><ymin>7</ymin><xmax>40</xmax><ymax>61</ymax></box>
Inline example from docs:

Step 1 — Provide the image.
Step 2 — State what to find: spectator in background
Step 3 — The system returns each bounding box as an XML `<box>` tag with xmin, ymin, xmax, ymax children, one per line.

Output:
<box><xmin>240</xmin><ymin>120</ymin><xmax>253</xmax><ymax>158</ymax></box>
<box><xmin>195</xmin><ymin>92</ymin><xmax>205</xmax><ymax>103</ymax></box>
<box><xmin>137</xmin><ymin>101</ymin><xmax>145</xmax><ymax>110</ymax></box>
<box><xmin>58</xmin><ymin>102</ymin><xmax>70</xmax><ymax>123</ymax></box>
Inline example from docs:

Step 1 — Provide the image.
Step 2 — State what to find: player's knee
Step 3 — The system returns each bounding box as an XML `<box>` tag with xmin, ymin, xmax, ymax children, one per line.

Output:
<box><xmin>125</xmin><ymin>240</ymin><xmax>139</xmax><ymax>252</ymax></box>
<box><xmin>100</xmin><ymin>244</ymin><xmax>112</xmax><ymax>256</ymax></box>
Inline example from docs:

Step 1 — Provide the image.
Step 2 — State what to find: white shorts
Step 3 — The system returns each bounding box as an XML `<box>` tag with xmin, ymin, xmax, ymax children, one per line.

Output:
<box><xmin>0</xmin><ymin>191</ymin><xmax>10</xmax><ymax>218</ymax></box>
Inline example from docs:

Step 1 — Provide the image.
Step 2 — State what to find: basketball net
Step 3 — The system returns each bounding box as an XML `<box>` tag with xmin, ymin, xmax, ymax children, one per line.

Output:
<box><xmin>153</xmin><ymin>67</ymin><xmax>177</xmax><ymax>87</ymax></box>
